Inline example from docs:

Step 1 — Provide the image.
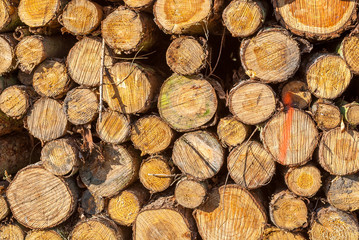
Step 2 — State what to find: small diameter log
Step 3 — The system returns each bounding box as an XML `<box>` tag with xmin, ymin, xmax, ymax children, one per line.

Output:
<box><xmin>67</xmin><ymin>37</ymin><xmax>113</xmax><ymax>87</ymax></box>
<box><xmin>240</xmin><ymin>28</ymin><xmax>300</xmax><ymax>83</ymax></box>
<box><xmin>194</xmin><ymin>184</ymin><xmax>267</xmax><ymax>239</ymax></box>
<box><xmin>0</xmin><ymin>110</ymin><xmax>22</xmax><ymax>136</ymax></box>
<box><xmin>306</xmin><ymin>54</ymin><xmax>352</xmax><ymax>99</ymax></box>
<box><xmin>319</xmin><ymin>128</ymin><xmax>359</xmax><ymax>175</ymax></box>
<box><xmin>0</xmin><ymin>133</ymin><xmax>32</xmax><ymax>175</ymax></box>
<box><xmin>96</xmin><ymin>110</ymin><xmax>130</xmax><ymax>144</ymax></box>
<box><xmin>139</xmin><ymin>155</ymin><xmax>173</xmax><ymax>193</ymax></box>
<box><xmin>262</xmin><ymin>109</ymin><xmax>319</xmax><ymax>166</ymax></box>
<box><xmin>0</xmin><ymin>85</ymin><xmax>34</xmax><ymax>119</ymax></box>
<box><xmin>107</xmin><ymin>184</ymin><xmax>149</xmax><ymax>226</ymax></box>
<box><xmin>60</xmin><ymin>0</ymin><xmax>103</xmax><ymax>35</ymax></box>
<box><xmin>285</xmin><ymin>163</ymin><xmax>322</xmax><ymax>198</ymax></box>
<box><xmin>217</xmin><ymin>115</ymin><xmax>250</xmax><ymax>148</ymax></box>
<box><xmin>158</xmin><ymin>74</ymin><xmax>217</xmax><ymax>132</ymax></box>
<box><xmin>228</xmin><ymin>141</ymin><xmax>276</xmax><ymax>189</ymax></box>
<box><xmin>63</xmin><ymin>87</ymin><xmax>98</xmax><ymax>125</ymax></box>
<box><xmin>172</xmin><ymin>130</ymin><xmax>224</xmax><ymax>180</ymax></box>
<box><xmin>166</xmin><ymin>36</ymin><xmax>208</xmax><ymax>75</ymax></box>
<box><xmin>26</xmin><ymin>98</ymin><xmax>68</xmax><ymax>142</ymax></box>
<box><xmin>134</xmin><ymin>196</ymin><xmax>196</xmax><ymax>240</ymax></box>
<box><xmin>25</xmin><ymin>230</ymin><xmax>63</xmax><ymax>240</ymax></box>
<box><xmin>80</xmin><ymin>144</ymin><xmax>140</xmax><ymax>197</ymax></box>
<box><xmin>222</xmin><ymin>0</ymin><xmax>267</xmax><ymax>38</ymax></box>
<box><xmin>228</xmin><ymin>81</ymin><xmax>276</xmax><ymax>125</ymax></box>
<box><xmin>32</xmin><ymin>59</ymin><xmax>71</xmax><ymax>98</ymax></box>
<box><xmin>16</xmin><ymin>35</ymin><xmax>74</xmax><ymax>73</ymax></box>
<box><xmin>70</xmin><ymin>217</ymin><xmax>127</xmax><ymax>240</ymax></box>
<box><xmin>80</xmin><ymin>189</ymin><xmax>104</xmax><ymax>215</ymax></box>
<box><xmin>269</xmin><ymin>190</ymin><xmax>308</xmax><ymax>231</ymax></box>
<box><xmin>0</xmin><ymin>34</ymin><xmax>17</xmax><ymax>75</ymax></box>
<box><xmin>281</xmin><ymin>80</ymin><xmax>311</xmax><ymax>109</ymax></box>
<box><xmin>0</xmin><ymin>0</ymin><xmax>22</xmax><ymax>32</ymax></box>
<box><xmin>309</xmin><ymin>206</ymin><xmax>359</xmax><ymax>240</ymax></box>
<box><xmin>41</xmin><ymin>138</ymin><xmax>81</xmax><ymax>177</ymax></box>
<box><xmin>339</xmin><ymin>34</ymin><xmax>359</xmax><ymax>74</ymax></box>
<box><xmin>341</xmin><ymin>102</ymin><xmax>359</xmax><ymax>126</ymax></box>
<box><xmin>0</xmin><ymin>195</ymin><xmax>9</xmax><ymax>221</ymax></box>
<box><xmin>0</xmin><ymin>224</ymin><xmax>25</xmax><ymax>240</ymax></box>
<box><xmin>0</xmin><ymin>74</ymin><xmax>18</xmax><ymax>94</ymax></box>
<box><xmin>102</xmin><ymin>6</ymin><xmax>158</xmax><ymax>54</ymax></box>
<box><xmin>326</xmin><ymin>175</ymin><xmax>359</xmax><ymax>212</ymax></box>
<box><xmin>123</xmin><ymin>0</ymin><xmax>154</xmax><ymax>10</ymax></box>
<box><xmin>262</xmin><ymin>227</ymin><xmax>306</xmax><ymax>240</ymax></box>
<box><xmin>103</xmin><ymin>62</ymin><xmax>160</xmax><ymax>114</ymax></box>
<box><xmin>6</xmin><ymin>165</ymin><xmax>78</xmax><ymax>229</ymax></box>
<box><xmin>273</xmin><ymin>0</ymin><xmax>357</xmax><ymax>41</ymax></box>
<box><xmin>174</xmin><ymin>177</ymin><xmax>207</xmax><ymax>209</ymax></box>
<box><xmin>131</xmin><ymin>115</ymin><xmax>173</xmax><ymax>155</ymax></box>
<box><xmin>311</xmin><ymin>99</ymin><xmax>341</xmax><ymax>130</ymax></box>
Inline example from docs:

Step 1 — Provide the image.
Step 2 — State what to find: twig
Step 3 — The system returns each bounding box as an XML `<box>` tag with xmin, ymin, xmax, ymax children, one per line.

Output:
<box><xmin>99</xmin><ymin>38</ymin><xmax>105</xmax><ymax>121</ymax></box>
<box><xmin>207</xmin><ymin>28</ymin><xmax>226</xmax><ymax>78</ymax></box>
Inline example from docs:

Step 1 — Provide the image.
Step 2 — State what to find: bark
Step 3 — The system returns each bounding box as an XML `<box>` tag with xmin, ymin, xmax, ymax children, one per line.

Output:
<box><xmin>340</xmin><ymin>102</ymin><xmax>359</xmax><ymax>126</ymax></box>
<box><xmin>174</xmin><ymin>177</ymin><xmax>208</xmax><ymax>209</ymax></box>
<box><xmin>262</xmin><ymin>227</ymin><xmax>306</xmax><ymax>240</ymax></box>
<box><xmin>311</xmin><ymin>99</ymin><xmax>341</xmax><ymax>131</ymax></box>
<box><xmin>0</xmin><ymin>33</ymin><xmax>17</xmax><ymax>75</ymax></box>
<box><xmin>0</xmin><ymin>0</ymin><xmax>23</xmax><ymax>33</ymax></box>
<box><xmin>96</xmin><ymin>110</ymin><xmax>130</xmax><ymax>144</ymax></box>
<box><xmin>0</xmin><ymin>110</ymin><xmax>22</xmax><ymax>136</ymax></box>
<box><xmin>13</xmin><ymin>26</ymin><xmax>30</xmax><ymax>41</ymax></box>
<box><xmin>217</xmin><ymin>115</ymin><xmax>251</xmax><ymax>148</ymax></box>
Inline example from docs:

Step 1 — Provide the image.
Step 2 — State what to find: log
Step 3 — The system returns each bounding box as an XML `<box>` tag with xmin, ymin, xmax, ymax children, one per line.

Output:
<box><xmin>261</xmin><ymin>109</ymin><xmax>319</xmax><ymax>166</ymax></box>
<box><xmin>15</xmin><ymin>35</ymin><xmax>74</xmax><ymax>73</ymax></box>
<box><xmin>228</xmin><ymin>80</ymin><xmax>276</xmax><ymax>125</ymax></box>
<box><xmin>66</xmin><ymin>37</ymin><xmax>113</xmax><ymax>87</ymax></box>
<box><xmin>32</xmin><ymin>59</ymin><xmax>71</xmax><ymax>98</ymax></box>
<box><xmin>319</xmin><ymin>128</ymin><xmax>359</xmax><ymax>175</ymax></box>
<box><xmin>311</xmin><ymin>99</ymin><xmax>341</xmax><ymax>131</ymax></box>
<box><xmin>217</xmin><ymin>115</ymin><xmax>250</xmax><ymax>148</ymax></box>
<box><xmin>96</xmin><ymin>110</ymin><xmax>130</xmax><ymax>144</ymax></box>
<box><xmin>166</xmin><ymin>36</ymin><xmax>208</xmax><ymax>75</ymax></box>
<box><xmin>273</xmin><ymin>0</ymin><xmax>358</xmax><ymax>41</ymax></box>
<box><xmin>60</xmin><ymin>0</ymin><xmax>103</xmax><ymax>35</ymax></box>
<box><xmin>139</xmin><ymin>155</ymin><xmax>174</xmax><ymax>193</ymax></box>
<box><xmin>0</xmin><ymin>224</ymin><xmax>25</xmax><ymax>240</ymax></box>
<box><xmin>262</xmin><ymin>227</ymin><xmax>306</xmax><ymax>240</ymax></box>
<box><xmin>80</xmin><ymin>189</ymin><xmax>104</xmax><ymax>215</ymax></box>
<box><xmin>0</xmin><ymin>34</ymin><xmax>17</xmax><ymax>75</ymax></box>
<box><xmin>131</xmin><ymin>115</ymin><xmax>174</xmax><ymax>155</ymax></box>
<box><xmin>284</xmin><ymin>163</ymin><xmax>322</xmax><ymax>198</ymax></box>
<box><xmin>158</xmin><ymin>74</ymin><xmax>217</xmax><ymax>132</ymax></box>
<box><xmin>107</xmin><ymin>184</ymin><xmax>149</xmax><ymax>226</ymax></box>
<box><xmin>174</xmin><ymin>177</ymin><xmax>207</xmax><ymax>209</ymax></box>
<box><xmin>63</xmin><ymin>87</ymin><xmax>99</xmax><ymax>125</ymax></box>
<box><xmin>281</xmin><ymin>80</ymin><xmax>311</xmax><ymax>109</ymax></box>
<box><xmin>6</xmin><ymin>165</ymin><xmax>78</xmax><ymax>229</ymax></box>
<box><xmin>0</xmin><ymin>194</ymin><xmax>9</xmax><ymax>221</ymax></box>
<box><xmin>102</xmin><ymin>6</ymin><xmax>158</xmax><ymax>54</ymax></box>
<box><xmin>25</xmin><ymin>230</ymin><xmax>63</xmax><ymax>240</ymax></box>
<box><xmin>0</xmin><ymin>74</ymin><xmax>18</xmax><ymax>94</ymax></box>
<box><xmin>26</xmin><ymin>97</ymin><xmax>68</xmax><ymax>142</ymax></box>
<box><xmin>269</xmin><ymin>190</ymin><xmax>308</xmax><ymax>231</ymax></box>
<box><xmin>103</xmin><ymin>62</ymin><xmax>160</xmax><ymax>114</ymax></box>
<box><xmin>339</xmin><ymin>33</ymin><xmax>359</xmax><ymax>74</ymax></box>
<box><xmin>133</xmin><ymin>195</ymin><xmax>196</xmax><ymax>240</ymax></box>
<box><xmin>123</xmin><ymin>0</ymin><xmax>154</xmax><ymax>11</ymax></box>
<box><xmin>309</xmin><ymin>206</ymin><xmax>359</xmax><ymax>240</ymax></box>
<box><xmin>79</xmin><ymin>144</ymin><xmax>140</xmax><ymax>197</ymax></box>
<box><xmin>172</xmin><ymin>130</ymin><xmax>224</xmax><ymax>180</ymax></box>
<box><xmin>240</xmin><ymin>28</ymin><xmax>300</xmax><ymax>83</ymax></box>
<box><xmin>41</xmin><ymin>138</ymin><xmax>81</xmax><ymax>177</ymax></box>
<box><xmin>193</xmin><ymin>184</ymin><xmax>267</xmax><ymax>239</ymax></box>
<box><xmin>227</xmin><ymin>140</ymin><xmax>276</xmax><ymax>189</ymax></box>
<box><xmin>222</xmin><ymin>0</ymin><xmax>267</xmax><ymax>38</ymax></box>
<box><xmin>341</xmin><ymin>102</ymin><xmax>359</xmax><ymax>126</ymax></box>
<box><xmin>0</xmin><ymin>110</ymin><xmax>22</xmax><ymax>136</ymax></box>
<box><xmin>306</xmin><ymin>54</ymin><xmax>352</xmax><ymax>99</ymax></box>
<box><xmin>0</xmin><ymin>0</ymin><xmax>22</xmax><ymax>33</ymax></box>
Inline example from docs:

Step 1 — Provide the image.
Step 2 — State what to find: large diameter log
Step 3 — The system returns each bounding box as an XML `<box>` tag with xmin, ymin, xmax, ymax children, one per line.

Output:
<box><xmin>217</xmin><ymin>115</ymin><xmax>250</xmax><ymax>148</ymax></box>
<box><xmin>339</xmin><ymin>34</ymin><xmax>359</xmax><ymax>74</ymax></box>
<box><xmin>103</xmin><ymin>62</ymin><xmax>160</xmax><ymax>114</ymax></box>
<box><xmin>319</xmin><ymin>128</ymin><xmax>359</xmax><ymax>175</ymax></box>
<box><xmin>80</xmin><ymin>144</ymin><xmax>140</xmax><ymax>197</ymax></box>
<box><xmin>96</xmin><ymin>110</ymin><xmax>130</xmax><ymax>144</ymax></box>
<box><xmin>0</xmin><ymin>34</ymin><xmax>17</xmax><ymax>75</ymax></box>
<box><xmin>341</xmin><ymin>102</ymin><xmax>359</xmax><ymax>126</ymax></box>
<box><xmin>0</xmin><ymin>224</ymin><xmax>25</xmax><ymax>240</ymax></box>
<box><xmin>262</xmin><ymin>227</ymin><xmax>306</xmax><ymax>240</ymax></box>
<box><xmin>273</xmin><ymin>0</ymin><xmax>358</xmax><ymax>41</ymax></box>
<box><xmin>306</xmin><ymin>54</ymin><xmax>352</xmax><ymax>99</ymax></box>
<box><xmin>262</xmin><ymin>109</ymin><xmax>319</xmax><ymax>166</ymax></box>
<box><xmin>175</xmin><ymin>177</ymin><xmax>207</xmax><ymax>209</ymax></box>
<box><xmin>0</xmin><ymin>110</ymin><xmax>22</xmax><ymax>136</ymax></box>
<box><xmin>194</xmin><ymin>184</ymin><xmax>266</xmax><ymax>239</ymax></box>
<box><xmin>240</xmin><ymin>28</ymin><xmax>300</xmax><ymax>83</ymax></box>
<box><xmin>102</xmin><ymin>6</ymin><xmax>158</xmax><ymax>54</ymax></box>
<box><xmin>228</xmin><ymin>81</ymin><xmax>276</xmax><ymax>125</ymax></box>
<box><xmin>311</xmin><ymin>99</ymin><xmax>341</xmax><ymax>130</ymax></box>
<box><xmin>67</xmin><ymin>37</ymin><xmax>113</xmax><ymax>87</ymax></box>
<box><xmin>222</xmin><ymin>0</ymin><xmax>267</xmax><ymax>38</ymax></box>
<box><xmin>172</xmin><ymin>131</ymin><xmax>224</xmax><ymax>180</ymax></box>
<box><xmin>26</xmin><ymin>98</ymin><xmax>68</xmax><ymax>142</ymax></box>
<box><xmin>0</xmin><ymin>0</ymin><xmax>22</xmax><ymax>32</ymax></box>
<box><xmin>60</xmin><ymin>0</ymin><xmax>103</xmax><ymax>35</ymax></box>
<box><xmin>309</xmin><ymin>206</ymin><xmax>359</xmax><ymax>240</ymax></box>
<box><xmin>6</xmin><ymin>165</ymin><xmax>78</xmax><ymax>229</ymax></box>
<box><xmin>228</xmin><ymin>141</ymin><xmax>275</xmax><ymax>189</ymax></box>
<box><xmin>80</xmin><ymin>189</ymin><xmax>104</xmax><ymax>215</ymax></box>
<box><xmin>158</xmin><ymin>74</ymin><xmax>217</xmax><ymax>132</ymax></box>
<box><xmin>134</xmin><ymin>196</ymin><xmax>196</xmax><ymax>240</ymax></box>
<box><xmin>25</xmin><ymin>230</ymin><xmax>63</xmax><ymax>240</ymax></box>
<box><xmin>281</xmin><ymin>80</ymin><xmax>311</xmax><ymax>109</ymax></box>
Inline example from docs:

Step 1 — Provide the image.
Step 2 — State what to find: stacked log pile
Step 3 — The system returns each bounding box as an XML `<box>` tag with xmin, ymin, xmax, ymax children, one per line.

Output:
<box><xmin>0</xmin><ymin>0</ymin><xmax>359</xmax><ymax>239</ymax></box>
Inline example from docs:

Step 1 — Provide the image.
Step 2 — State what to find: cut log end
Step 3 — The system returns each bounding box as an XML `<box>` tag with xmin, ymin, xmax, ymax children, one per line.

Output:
<box><xmin>175</xmin><ymin>177</ymin><xmax>207</xmax><ymax>209</ymax></box>
<box><xmin>311</xmin><ymin>100</ymin><xmax>341</xmax><ymax>130</ymax></box>
<box><xmin>262</xmin><ymin>227</ymin><xmax>306</xmax><ymax>240</ymax></box>
<box><xmin>281</xmin><ymin>80</ymin><xmax>311</xmax><ymax>109</ymax></box>
<box><xmin>80</xmin><ymin>189</ymin><xmax>104</xmax><ymax>215</ymax></box>
<box><xmin>0</xmin><ymin>224</ymin><xmax>25</xmax><ymax>240</ymax></box>
<box><xmin>0</xmin><ymin>34</ymin><xmax>16</xmax><ymax>75</ymax></box>
<box><xmin>217</xmin><ymin>115</ymin><xmax>250</xmax><ymax>147</ymax></box>
<box><xmin>341</xmin><ymin>34</ymin><xmax>359</xmax><ymax>74</ymax></box>
<box><xmin>96</xmin><ymin>110</ymin><xmax>130</xmax><ymax>144</ymax></box>
<box><xmin>342</xmin><ymin>102</ymin><xmax>359</xmax><ymax>126</ymax></box>
<box><xmin>0</xmin><ymin>195</ymin><xmax>9</xmax><ymax>221</ymax></box>
<box><xmin>123</xmin><ymin>0</ymin><xmax>154</xmax><ymax>9</ymax></box>
<box><xmin>16</xmin><ymin>35</ymin><xmax>46</xmax><ymax>73</ymax></box>
<box><xmin>0</xmin><ymin>85</ymin><xmax>31</xmax><ymax>119</ymax></box>
<box><xmin>25</xmin><ymin>230</ymin><xmax>63</xmax><ymax>240</ymax></box>
<box><xmin>0</xmin><ymin>1</ymin><xmax>19</xmax><ymax>32</ymax></box>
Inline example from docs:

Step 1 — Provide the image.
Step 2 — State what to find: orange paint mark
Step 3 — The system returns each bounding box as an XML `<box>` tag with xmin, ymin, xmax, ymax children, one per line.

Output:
<box><xmin>279</xmin><ymin>92</ymin><xmax>294</xmax><ymax>165</ymax></box>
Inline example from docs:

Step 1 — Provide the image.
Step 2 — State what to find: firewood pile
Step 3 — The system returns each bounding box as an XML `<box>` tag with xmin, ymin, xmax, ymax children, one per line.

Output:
<box><xmin>0</xmin><ymin>0</ymin><xmax>359</xmax><ymax>239</ymax></box>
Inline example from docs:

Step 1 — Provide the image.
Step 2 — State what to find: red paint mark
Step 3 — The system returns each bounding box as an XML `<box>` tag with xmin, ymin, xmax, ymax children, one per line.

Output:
<box><xmin>279</xmin><ymin>92</ymin><xmax>294</xmax><ymax>165</ymax></box>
